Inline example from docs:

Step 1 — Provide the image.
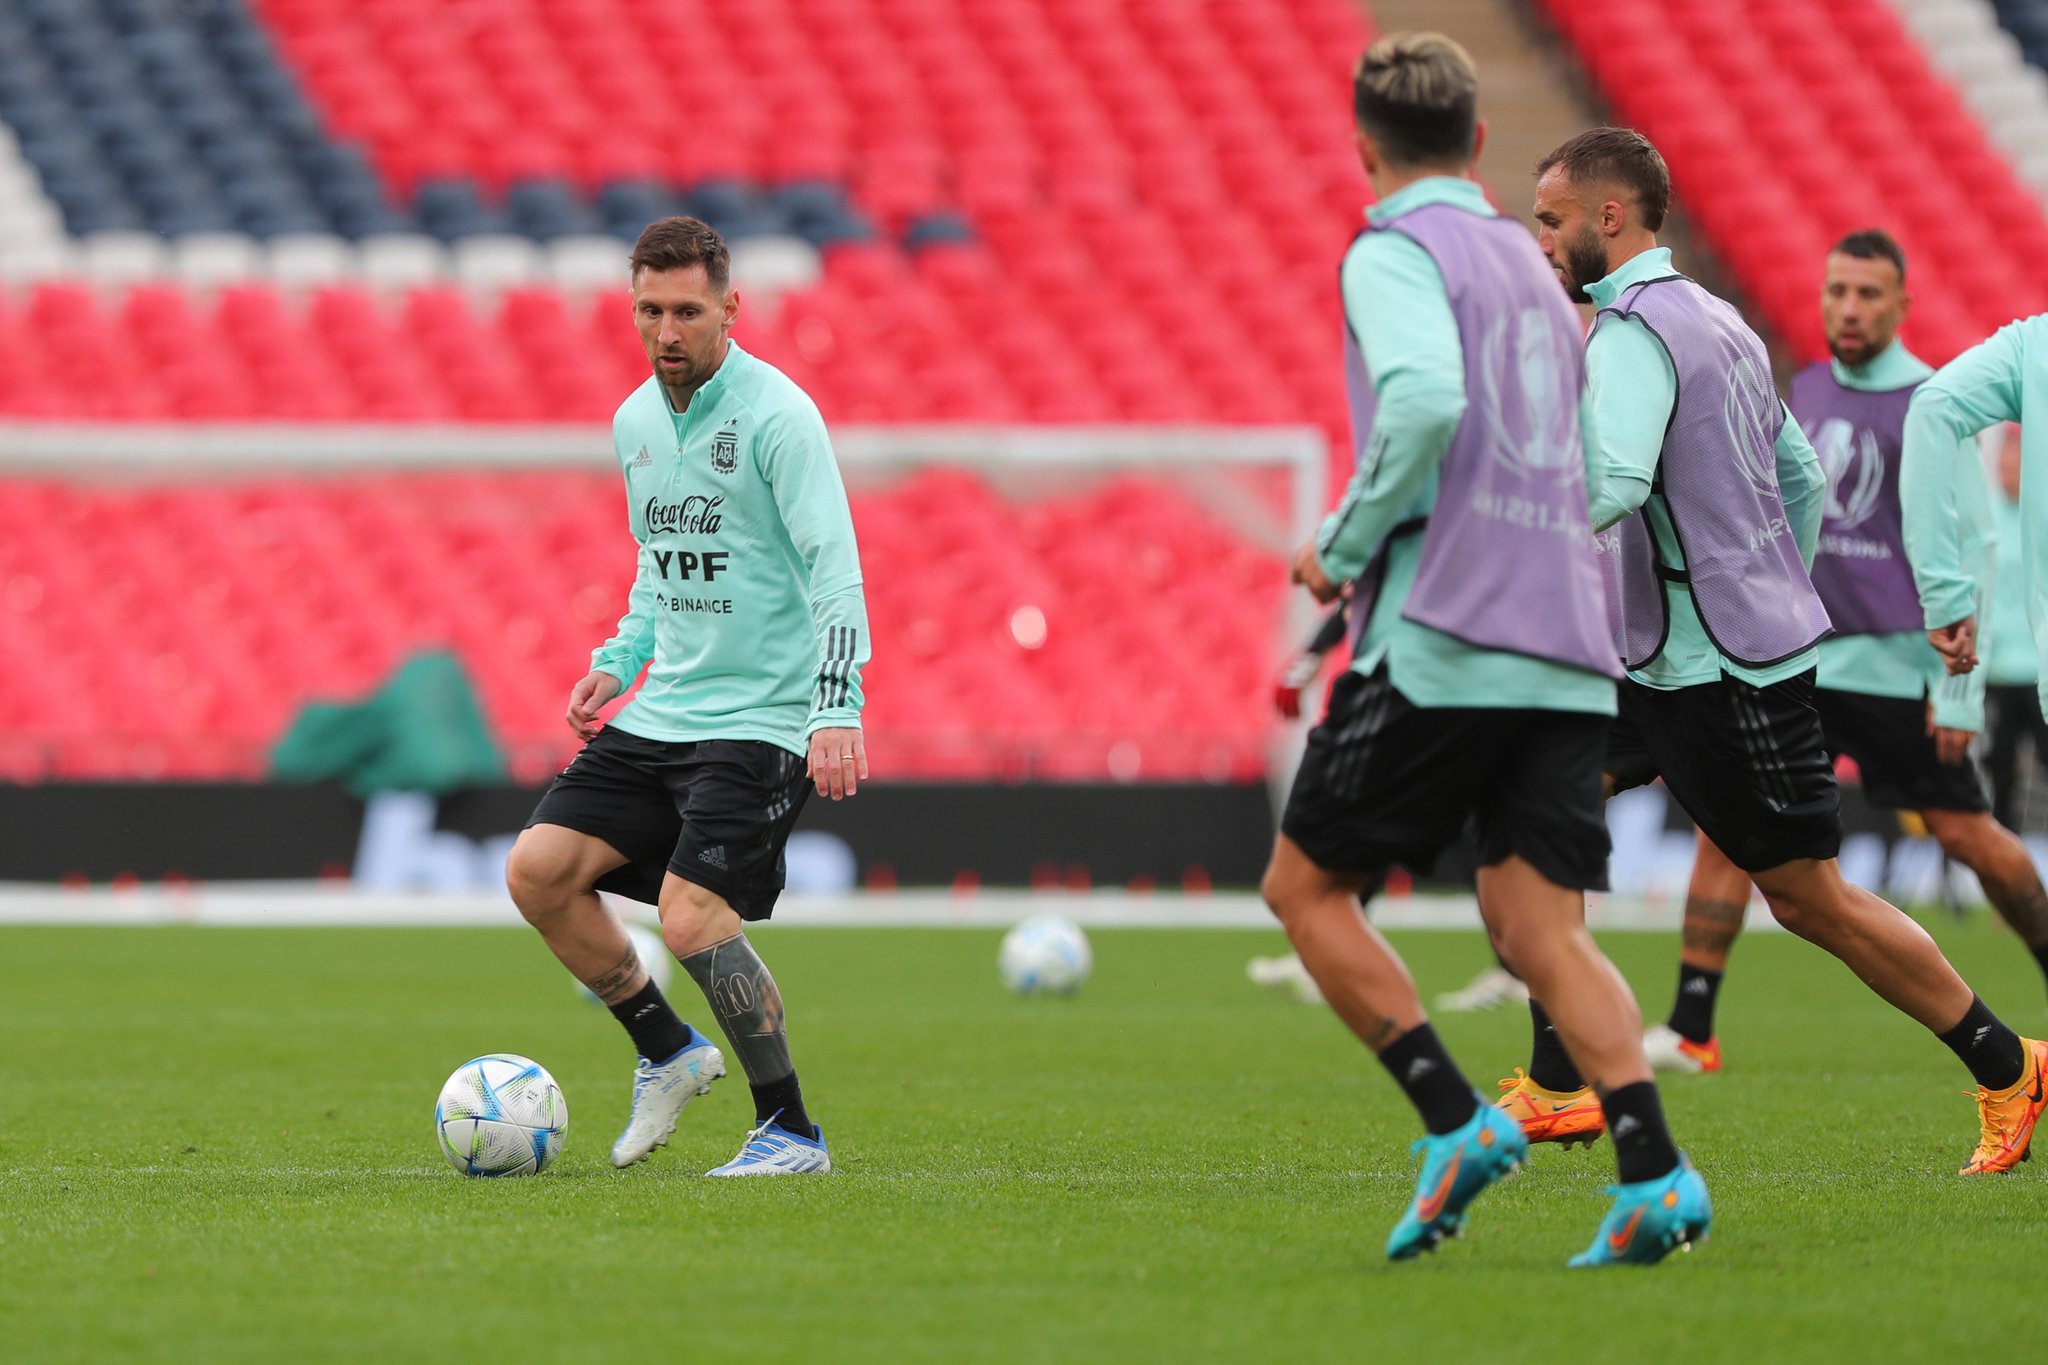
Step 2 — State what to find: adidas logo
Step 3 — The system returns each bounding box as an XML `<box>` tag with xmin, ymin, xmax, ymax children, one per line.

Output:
<box><xmin>1973</xmin><ymin>1025</ymin><xmax>1993</xmax><ymax>1048</ymax></box>
<box><xmin>698</xmin><ymin>845</ymin><xmax>727</xmax><ymax>870</ymax></box>
<box><xmin>1683</xmin><ymin>977</ymin><xmax>1711</xmax><ymax>995</ymax></box>
<box><xmin>1613</xmin><ymin>1114</ymin><xmax>1641</xmax><ymax>1138</ymax></box>
<box><xmin>632</xmin><ymin>444</ymin><xmax>653</xmax><ymax>469</ymax></box>
<box><xmin>1404</xmin><ymin>1057</ymin><xmax>1436</xmax><ymax>1082</ymax></box>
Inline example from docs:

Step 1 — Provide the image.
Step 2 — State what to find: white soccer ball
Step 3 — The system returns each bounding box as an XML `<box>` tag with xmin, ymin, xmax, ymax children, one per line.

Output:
<box><xmin>573</xmin><ymin>922</ymin><xmax>672</xmax><ymax>1003</ymax></box>
<box><xmin>999</xmin><ymin>915</ymin><xmax>1092</xmax><ymax>996</ymax></box>
<box><xmin>435</xmin><ymin>1054</ymin><xmax>568</xmax><ymax>1177</ymax></box>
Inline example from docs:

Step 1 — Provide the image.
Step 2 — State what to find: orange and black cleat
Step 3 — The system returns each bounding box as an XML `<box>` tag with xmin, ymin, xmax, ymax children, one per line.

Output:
<box><xmin>1495</xmin><ymin>1068</ymin><xmax>1606</xmax><ymax>1149</ymax></box>
<box><xmin>1961</xmin><ymin>1037</ymin><xmax>2048</xmax><ymax>1175</ymax></box>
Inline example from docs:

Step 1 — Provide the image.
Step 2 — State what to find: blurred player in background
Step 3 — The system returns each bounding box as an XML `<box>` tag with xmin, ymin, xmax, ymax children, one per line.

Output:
<box><xmin>503</xmin><ymin>217</ymin><xmax>869</xmax><ymax>1177</ymax></box>
<box><xmin>1264</xmin><ymin>35</ymin><xmax>1707</xmax><ymax>1266</ymax></box>
<box><xmin>1982</xmin><ymin>433</ymin><xmax>2048</xmax><ymax>833</ymax></box>
<box><xmin>1525</xmin><ymin>129</ymin><xmax>2045</xmax><ymax>1175</ymax></box>
<box><xmin>1641</xmin><ymin>232</ymin><xmax>2048</xmax><ymax>1074</ymax></box>
<box><xmin>1255</xmin><ymin>603</ymin><xmax>1530</xmax><ymax>1013</ymax></box>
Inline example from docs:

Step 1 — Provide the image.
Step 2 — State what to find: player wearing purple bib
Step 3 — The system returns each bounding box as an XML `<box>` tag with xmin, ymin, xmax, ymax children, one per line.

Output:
<box><xmin>1643</xmin><ymin>233</ymin><xmax>2048</xmax><ymax>1079</ymax></box>
<box><xmin>1262</xmin><ymin>35</ymin><xmax>1707</xmax><ymax>1267</ymax></box>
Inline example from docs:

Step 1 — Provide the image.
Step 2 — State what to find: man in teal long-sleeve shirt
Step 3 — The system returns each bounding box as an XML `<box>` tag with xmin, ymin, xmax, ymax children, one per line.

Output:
<box><xmin>1516</xmin><ymin>129</ymin><xmax>2043</xmax><ymax>1176</ymax></box>
<box><xmin>1264</xmin><ymin>35</ymin><xmax>1707</xmax><ymax>1267</ymax></box>
<box><xmin>1646</xmin><ymin>233</ymin><xmax>2048</xmax><ymax>1071</ymax></box>
<box><xmin>1982</xmin><ymin>438</ymin><xmax>2048</xmax><ymax>829</ymax></box>
<box><xmin>504</xmin><ymin>217</ymin><xmax>866</xmax><ymax>1179</ymax></box>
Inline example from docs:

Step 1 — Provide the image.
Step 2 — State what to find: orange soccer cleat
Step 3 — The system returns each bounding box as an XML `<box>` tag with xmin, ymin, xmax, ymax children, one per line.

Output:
<box><xmin>1961</xmin><ymin>1037</ymin><xmax>2048</xmax><ymax>1175</ymax></box>
<box><xmin>1644</xmin><ymin>1024</ymin><xmax>1722</xmax><ymax>1074</ymax></box>
<box><xmin>1495</xmin><ymin>1068</ymin><xmax>1606</xmax><ymax>1149</ymax></box>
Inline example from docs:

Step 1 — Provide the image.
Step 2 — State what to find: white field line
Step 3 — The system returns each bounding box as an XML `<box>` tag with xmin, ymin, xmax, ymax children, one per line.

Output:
<box><xmin>0</xmin><ymin>883</ymin><xmax>1786</xmax><ymax>933</ymax></box>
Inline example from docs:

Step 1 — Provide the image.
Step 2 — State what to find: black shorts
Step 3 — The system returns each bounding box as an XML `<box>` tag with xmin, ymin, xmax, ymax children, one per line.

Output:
<box><xmin>525</xmin><ymin>727</ymin><xmax>812</xmax><ymax>920</ymax></box>
<box><xmin>1280</xmin><ymin>668</ymin><xmax>1612</xmax><ymax>892</ymax></box>
<box><xmin>1816</xmin><ymin>687</ymin><xmax>1989</xmax><ymax>814</ymax></box>
<box><xmin>1605</xmin><ymin>670</ymin><xmax>1842</xmax><ymax>872</ymax></box>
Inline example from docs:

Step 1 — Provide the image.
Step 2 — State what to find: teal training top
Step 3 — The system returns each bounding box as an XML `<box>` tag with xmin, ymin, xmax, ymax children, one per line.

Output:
<box><xmin>1811</xmin><ymin>342</ymin><xmax>1983</xmax><ymax>728</ymax></box>
<box><xmin>1581</xmin><ymin>246</ymin><xmax>1826</xmax><ymax>691</ymax></box>
<box><xmin>1989</xmin><ymin>488</ymin><xmax>2035</xmax><ymax>686</ymax></box>
<box><xmin>592</xmin><ymin>342</ymin><xmax>869</xmax><ymax>755</ymax></box>
<box><xmin>1314</xmin><ymin>176</ymin><xmax>1614</xmax><ymax>715</ymax></box>
<box><xmin>1903</xmin><ymin>316</ymin><xmax>2048</xmax><ymax>710</ymax></box>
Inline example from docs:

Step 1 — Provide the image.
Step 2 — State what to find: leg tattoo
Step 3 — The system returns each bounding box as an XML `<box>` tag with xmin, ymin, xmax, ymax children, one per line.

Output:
<box><xmin>680</xmin><ymin>932</ymin><xmax>794</xmax><ymax>1085</ymax></box>
<box><xmin>1680</xmin><ymin>897</ymin><xmax>1747</xmax><ymax>960</ymax></box>
<box><xmin>1992</xmin><ymin>878</ymin><xmax>2048</xmax><ymax>949</ymax></box>
<box><xmin>582</xmin><ymin>946</ymin><xmax>646</xmax><ymax>1006</ymax></box>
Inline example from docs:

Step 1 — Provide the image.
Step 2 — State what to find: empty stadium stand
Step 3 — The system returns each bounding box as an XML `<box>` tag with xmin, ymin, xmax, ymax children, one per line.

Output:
<box><xmin>0</xmin><ymin>469</ymin><xmax>1285</xmax><ymax>783</ymax></box>
<box><xmin>1538</xmin><ymin>0</ymin><xmax>2048</xmax><ymax>363</ymax></box>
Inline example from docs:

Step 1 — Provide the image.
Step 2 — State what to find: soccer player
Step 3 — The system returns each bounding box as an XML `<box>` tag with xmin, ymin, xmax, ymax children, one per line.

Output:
<box><xmin>503</xmin><ymin>217</ymin><xmax>869</xmax><ymax>1177</ymax></box>
<box><xmin>1255</xmin><ymin>541</ymin><xmax>1529</xmax><ymax>1015</ymax></box>
<box><xmin>1515</xmin><ymin>129</ymin><xmax>2045</xmax><ymax>1174</ymax></box>
<box><xmin>1640</xmin><ymin>230</ymin><xmax>2048</xmax><ymax>1073</ymax></box>
<box><xmin>1980</xmin><ymin>436</ymin><xmax>2047</xmax><ymax>832</ymax></box>
<box><xmin>1264</xmin><ymin>34</ymin><xmax>1708</xmax><ymax>1266</ymax></box>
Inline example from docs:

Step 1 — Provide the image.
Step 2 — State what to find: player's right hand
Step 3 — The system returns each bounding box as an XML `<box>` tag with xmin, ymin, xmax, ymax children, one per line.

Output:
<box><xmin>1928</xmin><ymin>617</ymin><xmax>1979</xmax><ymax>676</ymax></box>
<box><xmin>566</xmin><ymin>670</ymin><xmax>623</xmax><ymax>740</ymax></box>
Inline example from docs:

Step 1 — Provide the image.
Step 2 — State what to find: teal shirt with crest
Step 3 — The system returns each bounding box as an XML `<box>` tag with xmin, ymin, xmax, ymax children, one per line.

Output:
<box><xmin>1314</xmin><ymin>176</ymin><xmax>1614</xmax><ymax>716</ymax></box>
<box><xmin>593</xmin><ymin>342</ymin><xmax>870</xmax><ymax>755</ymax></box>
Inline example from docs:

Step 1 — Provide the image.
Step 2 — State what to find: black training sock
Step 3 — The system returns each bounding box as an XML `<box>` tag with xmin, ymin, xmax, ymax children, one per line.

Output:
<box><xmin>1377</xmin><ymin>1023</ymin><xmax>1481</xmax><ymax>1136</ymax></box>
<box><xmin>607</xmin><ymin>978</ymin><xmax>692</xmax><ymax>1062</ymax></box>
<box><xmin>1666</xmin><ymin>964</ymin><xmax>1723</xmax><ymax>1044</ymax></box>
<box><xmin>1527</xmin><ymin>1000</ymin><xmax>1586</xmax><ymax>1093</ymax></box>
<box><xmin>1600</xmin><ymin>1081</ymin><xmax>1681</xmax><ymax>1185</ymax></box>
<box><xmin>1938</xmin><ymin>995</ymin><xmax>2028</xmax><ymax>1091</ymax></box>
<box><xmin>751</xmin><ymin>1073</ymin><xmax>816</xmax><ymax>1140</ymax></box>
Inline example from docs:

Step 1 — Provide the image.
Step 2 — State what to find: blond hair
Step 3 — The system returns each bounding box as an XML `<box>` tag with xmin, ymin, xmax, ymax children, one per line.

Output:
<box><xmin>1352</xmin><ymin>32</ymin><xmax>1479</xmax><ymax>167</ymax></box>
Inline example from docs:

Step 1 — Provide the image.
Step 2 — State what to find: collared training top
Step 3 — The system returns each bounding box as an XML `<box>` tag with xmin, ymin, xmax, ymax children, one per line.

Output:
<box><xmin>592</xmin><ymin>342</ymin><xmax>869</xmax><ymax>755</ymax></box>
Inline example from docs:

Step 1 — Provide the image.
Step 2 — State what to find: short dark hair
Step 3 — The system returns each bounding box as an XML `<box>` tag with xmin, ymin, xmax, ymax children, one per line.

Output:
<box><xmin>1829</xmin><ymin>228</ymin><xmax>1907</xmax><ymax>285</ymax></box>
<box><xmin>1535</xmin><ymin>127</ymin><xmax>1670</xmax><ymax>232</ymax></box>
<box><xmin>630</xmin><ymin>216</ymin><xmax>730</xmax><ymax>290</ymax></box>
<box><xmin>1352</xmin><ymin>32</ymin><xmax>1480</xmax><ymax>168</ymax></box>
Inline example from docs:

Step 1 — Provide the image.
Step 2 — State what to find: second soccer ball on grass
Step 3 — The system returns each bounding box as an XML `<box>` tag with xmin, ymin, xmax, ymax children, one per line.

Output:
<box><xmin>1000</xmin><ymin>916</ymin><xmax>1092</xmax><ymax>996</ymax></box>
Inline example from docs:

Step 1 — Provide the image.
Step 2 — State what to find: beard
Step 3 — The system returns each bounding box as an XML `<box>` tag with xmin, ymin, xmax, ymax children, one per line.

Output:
<box><xmin>1559</xmin><ymin>227</ymin><xmax>1609</xmax><ymax>304</ymax></box>
<box><xmin>1828</xmin><ymin>334</ymin><xmax>1879</xmax><ymax>368</ymax></box>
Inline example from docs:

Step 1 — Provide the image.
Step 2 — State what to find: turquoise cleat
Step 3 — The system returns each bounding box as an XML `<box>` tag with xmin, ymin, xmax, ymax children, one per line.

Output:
<box><xmin>1385</xmin><ymin>1100</ymin><xmax>1529</xmax><ymax>1260</ymax></box>
<box><xmin>1567</xmin><ymin>1154</ymin><xmax>1712</xmax><ymax>1267</ymax></box>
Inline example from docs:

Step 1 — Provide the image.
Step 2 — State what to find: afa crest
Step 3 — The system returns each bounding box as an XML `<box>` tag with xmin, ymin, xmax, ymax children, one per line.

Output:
<box><xmin>711</xmin><ymin>422</ymin><xmax>740</xmax><ymax>475</ymax></box>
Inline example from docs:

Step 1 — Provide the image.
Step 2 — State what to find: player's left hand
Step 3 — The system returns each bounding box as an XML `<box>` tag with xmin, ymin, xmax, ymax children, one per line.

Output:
<box><xmin>808</xmin><ymin>726</ymin><xmax>867</xmax><ymax>800</ymax></box>
<box><xmin>1928</xmin><ymin>616</ymin><xmax>1979</xmax><ymax>676</ymax></box>
<box><xmin>1290</xmin><ymin>540</ymin><xmax>1341</xmax><ymax>604</ymax></box>
<box><xmin>1925</xmin><ymin>705</ymin><xmax>1976</xmax><ymax>766</ymax></box>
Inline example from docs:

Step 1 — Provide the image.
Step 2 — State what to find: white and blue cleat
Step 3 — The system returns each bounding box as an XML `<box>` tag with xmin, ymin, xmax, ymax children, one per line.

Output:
<box><xmin>1567</xmin><ymin>1153</ymin><xmax>1712</xmax><ymax>1267</ymax></box>
<box><xmin>610</xmin><ymin>1032</ymin><xmax>726</xmax><ymax>1168</ymax></box>
<box><xmin>1385</xmin><ymin>1101</ymin><xmax>1529</xmax><ymax>1260</ymax></box>
<box><xmin>706</xmin><ymin>1116</ymin><xmax>832</xmax><ymax>1177</ymax></box>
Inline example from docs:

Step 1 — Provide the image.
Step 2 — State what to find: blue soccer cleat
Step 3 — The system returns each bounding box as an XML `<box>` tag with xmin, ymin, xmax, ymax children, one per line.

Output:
<box><xmin>1386</xmin><ymin>1100</ymin><xmax>1529</xmax><ymax>1260</ymax></box>
<box><xmin>1568</xmin><ymin>1154</ymin><xmax>1712</xmax><ymax>1267</ymax></box>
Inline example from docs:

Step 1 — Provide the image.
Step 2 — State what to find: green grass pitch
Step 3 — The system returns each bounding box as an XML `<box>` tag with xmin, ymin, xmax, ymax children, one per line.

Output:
<box><xmin>4</xmin><ymin>916</ymin><xmax>2046</xmax><ymax>1363</ymax></box>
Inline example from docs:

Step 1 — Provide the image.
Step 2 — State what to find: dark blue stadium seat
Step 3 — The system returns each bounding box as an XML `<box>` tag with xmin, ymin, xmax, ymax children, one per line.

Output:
<box><xmin>1993</xmin><ymin>1</ymin><xmax>2048</xmax><ymax>70</ymax></box>
<box><xmin>903</xmin><ymin>211</ymin><xmax>976</xmax><ymax>250</ymax></box>
<box><xmin>506</xmin><ymin>178</ymin><xmax>602</xmax><ymax>240</ymax></box>
<box><xmin>413</xmin><ymin>178</ymin><xmax>506</xmax><ymax>241</ymax></box>
<box><xmin>597</xmin><ymin>180</ymin><xmax>681</xmax><ymax>239</ymax></box>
